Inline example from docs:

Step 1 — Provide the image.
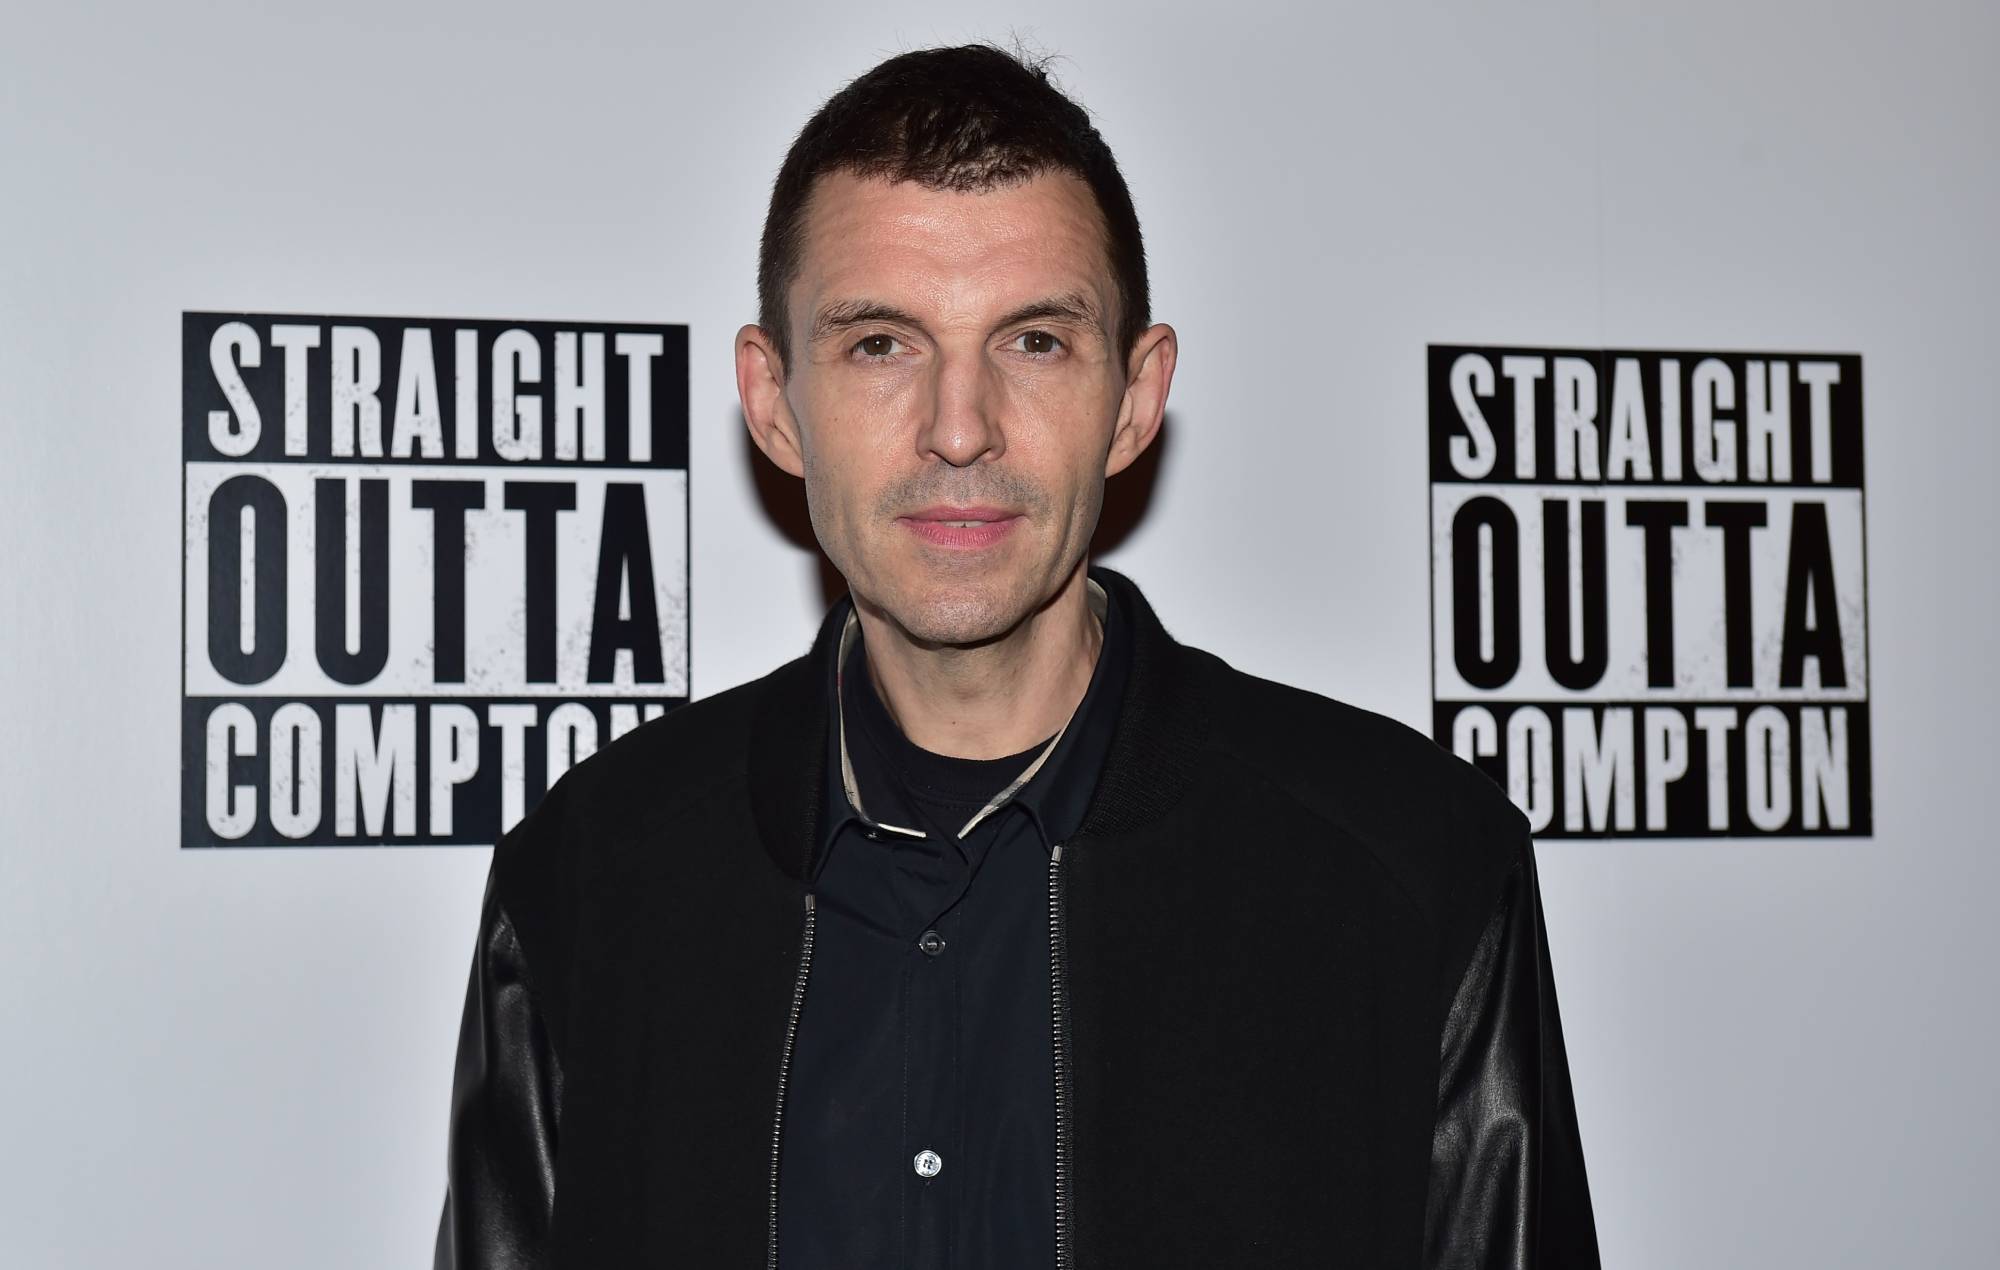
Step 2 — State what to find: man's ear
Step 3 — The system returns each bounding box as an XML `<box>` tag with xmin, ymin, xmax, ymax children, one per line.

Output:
<box><xmin>1105</xmin><ymin>322</ymin><xmax>1178</xmax><ymax>478</ymax></box>
<box><xmin>736</xmin><ymin>322</ymin><xmax>807</xmax><ymax>478</ymax></box>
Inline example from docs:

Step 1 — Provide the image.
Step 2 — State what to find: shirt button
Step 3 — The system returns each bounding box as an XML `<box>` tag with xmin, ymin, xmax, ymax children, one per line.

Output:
<box><xmin>913</xmin><ymin>1149</ymin><xmax>943</xmax><ymax>1178</ymax></box>
<box><xmin>917</xmin><ymin>929</ymin><xmax>946</xmax><ymax>957</ymax></box>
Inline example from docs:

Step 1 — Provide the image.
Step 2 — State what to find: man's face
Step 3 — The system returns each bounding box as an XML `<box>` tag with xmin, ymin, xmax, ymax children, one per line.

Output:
<box><xmin>747</xmin><ymin>168</ymin><xmax>1166</xmax><ymax>647</ymax></box>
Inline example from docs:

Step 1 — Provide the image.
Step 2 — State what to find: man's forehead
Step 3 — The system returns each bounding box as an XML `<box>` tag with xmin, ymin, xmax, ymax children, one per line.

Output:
<box><xmin>794</xmin><ymin>168</ymin><xmax>1116</xmax><ymax>325</ymax></box>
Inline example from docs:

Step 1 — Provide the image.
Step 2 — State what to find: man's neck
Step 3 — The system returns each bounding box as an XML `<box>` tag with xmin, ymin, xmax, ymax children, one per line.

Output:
<box><xmin>850</xmin><ymin>565</ymin><xmax>1102</xmax><ymax>760</ymax></box>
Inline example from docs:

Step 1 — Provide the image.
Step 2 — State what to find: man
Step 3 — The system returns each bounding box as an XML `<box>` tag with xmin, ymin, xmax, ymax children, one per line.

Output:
<box><xmin>436</xmin><ymin>42</ymin><xmax>1600</xmax><ymax>1269</ymax></box>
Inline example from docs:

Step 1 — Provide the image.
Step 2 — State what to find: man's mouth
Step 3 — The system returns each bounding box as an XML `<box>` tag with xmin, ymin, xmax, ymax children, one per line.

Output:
<box><xmin>897</xmin><ymin>506</ymin><xmax>1023</xmax><ymax>548</ymax></box>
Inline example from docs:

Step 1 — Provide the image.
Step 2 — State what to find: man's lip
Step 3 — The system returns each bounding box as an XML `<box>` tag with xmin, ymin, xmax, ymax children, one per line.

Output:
<box><xmin>898</xmin><ymin>506</ymin><xmax>1021</xmax><ymax>522</ymax></box>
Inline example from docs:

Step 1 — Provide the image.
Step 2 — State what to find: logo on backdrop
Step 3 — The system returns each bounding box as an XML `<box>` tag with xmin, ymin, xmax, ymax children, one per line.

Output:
<box><xmin>181</xmin><ymin>312</ymin><xmax>690</xmax><ymax>847</ymax></box>
<box><xmin>1427</xmin><ymin>345</ymin><xmax>1870</xmax><ymax>838</ymax></box>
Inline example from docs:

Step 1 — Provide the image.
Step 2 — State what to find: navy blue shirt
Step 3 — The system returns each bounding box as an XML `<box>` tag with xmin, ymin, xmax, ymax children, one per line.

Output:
<box><xmin>776</xmin><ymin>579</ymin><xmax>1130</xmax><ymax>1269</ymax></box>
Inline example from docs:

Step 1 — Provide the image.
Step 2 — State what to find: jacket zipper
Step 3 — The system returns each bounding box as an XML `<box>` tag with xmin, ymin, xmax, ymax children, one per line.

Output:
<box><xmin>1048</xmin><ymin>842</ymin><xmax>1073</xmax><ymax>1270</ymax></box>
<box><xmin>767</xmin><ymin>891</ymin><xmax>816</xmax><ymax>1270</ymax></box>
<box><xmin>767</xmin><ymin>863</ymin><xmax>1069</xmax><ymax>1268</ymax></box>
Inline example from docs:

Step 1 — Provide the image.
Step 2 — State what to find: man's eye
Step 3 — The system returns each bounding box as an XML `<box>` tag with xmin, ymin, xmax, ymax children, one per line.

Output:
<box><xmin>854</xmin><ymin>334</ymin><xmax>902</xmax><ymax>359</ymax></box>
<box><xmin>1015</xmin><ymin>330</ymin><xmax>1065</xmax><ymax>357</ymax></box>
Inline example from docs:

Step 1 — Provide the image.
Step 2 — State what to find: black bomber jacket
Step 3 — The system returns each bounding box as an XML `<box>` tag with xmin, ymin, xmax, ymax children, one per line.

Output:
<box><xmin>435</xmin><ymin>565</ymin><xmax>1601</xmax><ymax>1268</ymax></box>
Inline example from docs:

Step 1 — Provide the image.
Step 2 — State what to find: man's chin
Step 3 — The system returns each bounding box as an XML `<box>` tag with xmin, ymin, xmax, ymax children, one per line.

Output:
<box><xmin>874</xmin><ymin>577</ymin><xmax>1030</xmax><ymax>649</ymax></box>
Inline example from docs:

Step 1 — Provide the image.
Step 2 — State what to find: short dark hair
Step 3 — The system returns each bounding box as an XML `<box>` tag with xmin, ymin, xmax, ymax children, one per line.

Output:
<box><xmin>756</xmin><ymin>43</ymin><xmax>1150</xmax><ymax>372</ymax></box>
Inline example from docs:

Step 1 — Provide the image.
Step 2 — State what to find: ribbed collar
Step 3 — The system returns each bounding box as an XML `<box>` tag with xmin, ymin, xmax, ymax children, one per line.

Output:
<box><xmin>811</xmin><ymin>576</ymin><xmax>1126</xmax><ymax>879</ymax></box>
<box><xmin>749</xmin><ymin>565</ymin><xmax>1210</xmax><ymax>883</ymax></box>
<box><xmin>834</xmin><ymin>575</ymin><xmax>1111</xmax><ymax>838</ymax></box>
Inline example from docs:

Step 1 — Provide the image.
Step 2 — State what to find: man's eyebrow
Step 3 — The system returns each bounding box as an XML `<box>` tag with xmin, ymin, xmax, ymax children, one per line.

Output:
<box><xmin>808</xmin><ymin>299</ymin><xmax>926</xmax><ymax>345</ymax></box>
<box><xmin>993</xmin><ymin>291</ymin><xmax>1105</xmax><ymax>336</ymax></box>
<box><xmin>807</xmin><ymin>291</ymin><xmax>1108</xmax><ymax>345</ymax></box>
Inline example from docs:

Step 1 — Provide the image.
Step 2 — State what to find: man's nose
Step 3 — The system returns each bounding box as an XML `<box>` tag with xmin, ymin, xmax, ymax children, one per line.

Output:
<box><xmin>915</xmin><ymin>348</ymin><xmax>1004</xmax><ymax>467</ymax></box>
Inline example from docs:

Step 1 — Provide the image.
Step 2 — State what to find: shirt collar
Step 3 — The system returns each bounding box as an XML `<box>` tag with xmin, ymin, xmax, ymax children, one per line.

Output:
<box><xmin>815</xmin><ymin>576</ymin><xmax>1123</xmax><ymax>871</ymax></box>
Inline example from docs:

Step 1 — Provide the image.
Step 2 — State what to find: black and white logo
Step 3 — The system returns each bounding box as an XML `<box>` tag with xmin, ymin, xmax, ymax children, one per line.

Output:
<box><xmin>182</xmin><ymin>312</ymin><xmax>689</xmax><ymax>847</ymax></box>
<box><xmin>1428</xmin><ymin>345</ymin><xmax>1870</xmax><ymax>838</ymax></box>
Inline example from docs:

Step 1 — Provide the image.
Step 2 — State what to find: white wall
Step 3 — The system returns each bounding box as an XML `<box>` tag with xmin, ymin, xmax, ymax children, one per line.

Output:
<box><xmin>2</xmin><ymin>1</ymin><xmax>1993</xmax><ymax>1265</ymax></box>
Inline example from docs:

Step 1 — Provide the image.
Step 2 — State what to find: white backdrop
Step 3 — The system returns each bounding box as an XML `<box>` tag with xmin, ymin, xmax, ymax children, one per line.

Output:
<box><xmin>3</xmin><ymin>1</ymin><xmax>1995</xmax><ymax>1265</ymax></box>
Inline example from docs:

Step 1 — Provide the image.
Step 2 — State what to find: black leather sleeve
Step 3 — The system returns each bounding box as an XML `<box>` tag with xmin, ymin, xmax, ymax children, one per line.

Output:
<box><xmin>1424</xmin><ymin>840</ymin><xmax>1601</xmax><ymax>1269</ymax></box>
<box><xmin>433</xmin><ymin>869</ymin><xmax>564</xmax><ymax>1270</ymax></box>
